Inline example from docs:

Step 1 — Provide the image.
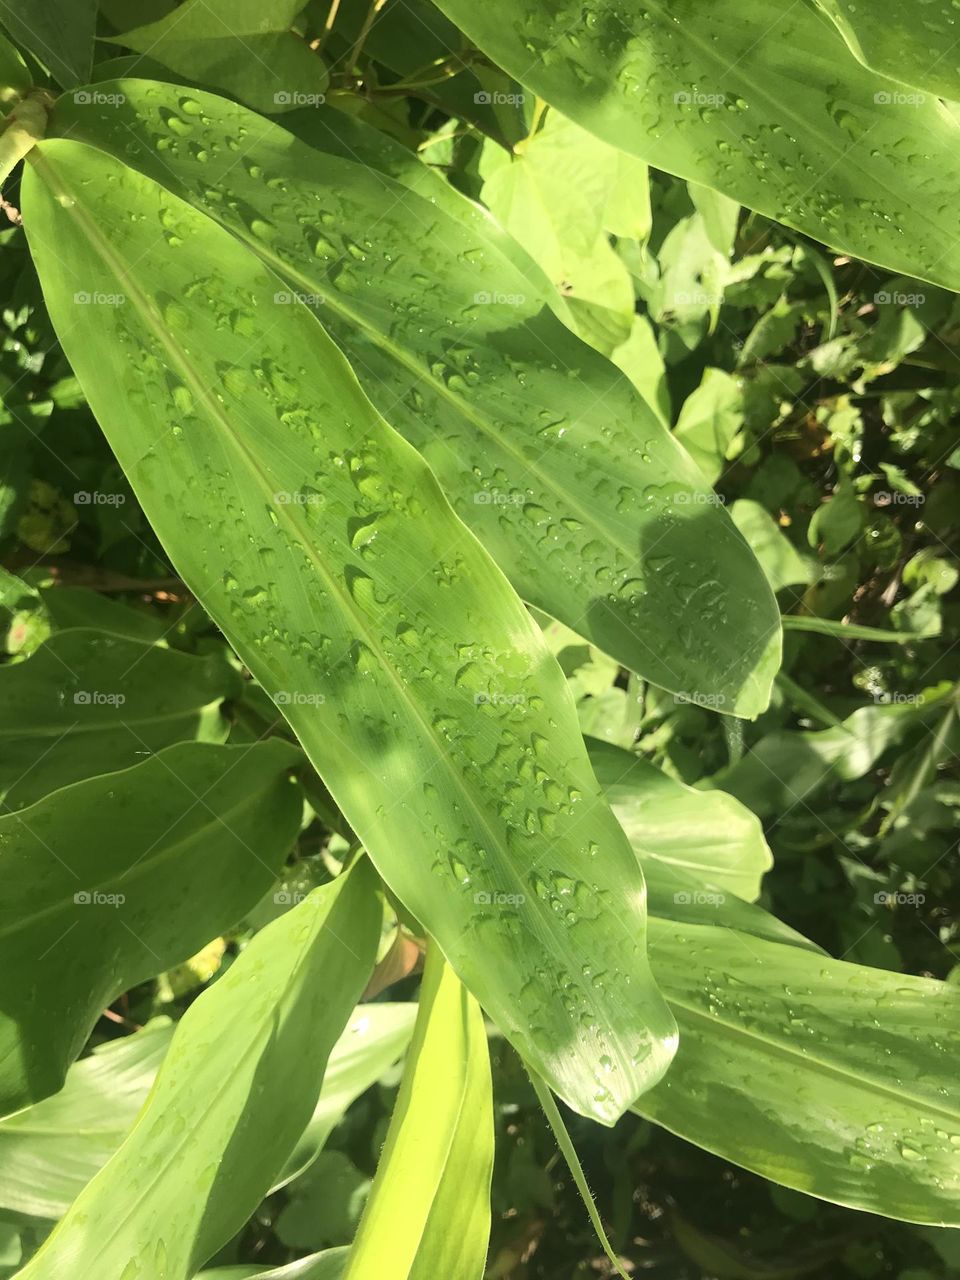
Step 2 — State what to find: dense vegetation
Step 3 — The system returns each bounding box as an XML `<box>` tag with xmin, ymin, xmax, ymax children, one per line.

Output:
<box><xmin>0</xmin><ymin>2</ymin><xmax>958</xmax><ymax>1278</ymax></box>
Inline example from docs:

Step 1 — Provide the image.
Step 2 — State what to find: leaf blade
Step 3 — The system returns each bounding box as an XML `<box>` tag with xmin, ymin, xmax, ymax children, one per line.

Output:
<box><xmin>22</xmin><ymin>135</ymin><xmax>677</xmax><ymax>1122</ymax></box>
<box><xmin>15</xmin><ymin>862</ymin><xmax>381</xmax><ymax>1280</ymax></box>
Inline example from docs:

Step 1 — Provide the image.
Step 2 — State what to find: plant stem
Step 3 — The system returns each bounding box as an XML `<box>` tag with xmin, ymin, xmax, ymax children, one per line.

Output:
<box><xmin>527</xmin><ymin>1069</ymin><xmax>632</xmax><ymax>1280</ymax></box>
<box><xmin>0</xmin><ymin>89</ymin><xmax>53</xmax><ymax>191</ymax></box>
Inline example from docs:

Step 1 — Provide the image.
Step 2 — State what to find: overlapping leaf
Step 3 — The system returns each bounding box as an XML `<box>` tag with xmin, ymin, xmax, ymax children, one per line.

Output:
<box><xmin>0</xmin><ymin>1003</ymin><xmax>416</xmax><ymax>1217</ymax></box>
<box><xmin>15</xmin><ymin>863</ymin><xmax>380</xmax><ymax>1279</ymax></box>
<box><xmin>0</xmin><ymin>1020</ymin><xmax>173</xmax><ymax>1219</ymax></box>
<box><xmin>432</xmin><ymin>0</ymin><xmax>960</xmax><ymax>291</ymax></box>
<box><xmin>638</xmin><ymin>920</ymin><xmax>960</xmax><ymax>1224</ymax></box>
<box><xmin>107</xmin><ymin>0</ymin><xmax>327</xmax><ymax>114</ymax></box>
<box><xmin>52</xmin><ymin>81</ymin><xmax>781</xmax><ymax>716</ymax></box>
<box><xmin>0</xmin><ymin>0</ymin><xmax>95</xmax><ymax>86</ymax></box>
<box><xmin>0</xmin><ymin>628</ymin><xmax>238</xmax><ymax>810</ymax></box>
<box><xmin>812</xmin><ymin>0</ymin><xmax>960</xmax><ymax>100</ymax></box>
<box><xmin>588</xmin><ymin>737</ymin><xmax>770</xmax><ymax>901</ymax></box>
<box><xmin>342</xmin><ymin>949</ymin><xmax>493</xmax><ymax>1280</ymax></box>
<box><xmin>22</xmin><ymin>136</ymin><xmax>677</xmax><ymax>1122</ymax></box>
<box><xmin>0</xmin><ymin>740</ymin><xmax>301</xmax><ymax>1115</ymax></box>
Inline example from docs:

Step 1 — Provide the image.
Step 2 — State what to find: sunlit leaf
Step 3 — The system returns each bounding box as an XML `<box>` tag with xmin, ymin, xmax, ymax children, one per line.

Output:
<box><xmin>51</xmin><ymin>81</ymin><xmax>782</xmax><ymax>718</ymax></box>
<box><xmin>432</xmin><ymin>0</ymin><xmax>960</xmax><ymax>290</ymax></box>
<box><xmin>639</xmin><ymin>920</ymin><xmax>960</xmax><ymax>1224</ymax></box>
<box><xmin>22</xmin><ymin>135</ymin><xmax>678</xmax><ymax>1122</ymax></box>
<box><xmin>15</xmin><ymin>862</ymin><xmax>380</xmax><ymax>1279</ymax></box>
<box><xmin>342</xmin><ymin>949</ymin><xmax>493</xmax><ymax>1280</ymax></box>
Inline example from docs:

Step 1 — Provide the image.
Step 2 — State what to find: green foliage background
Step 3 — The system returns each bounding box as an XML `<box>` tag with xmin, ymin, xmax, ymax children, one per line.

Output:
<box><xmin>1</xmin><ymin>1</ymin><xmax>959</xmax><ymax>1277</ymax></box>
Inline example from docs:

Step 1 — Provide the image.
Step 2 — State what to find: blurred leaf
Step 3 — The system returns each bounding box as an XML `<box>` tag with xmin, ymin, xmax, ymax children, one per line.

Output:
<box><xmin>730</xmin><ymin>500</ymin><xmax>814</xmax><ymax>593</ymax></box>
<box><xmin>273</xmin><ymin>1003</ymin><xmax>417</xmax><ymax>1189</ymax></box>
<box><xmin>674</xmin><ymin>369</ymin><xmax>743</xmax><ymax>485</ymax></box>
<box><xmin>0</xmin><ymin>1020</ymin><xmax>173</xmax><ymax>1219</ymax></box>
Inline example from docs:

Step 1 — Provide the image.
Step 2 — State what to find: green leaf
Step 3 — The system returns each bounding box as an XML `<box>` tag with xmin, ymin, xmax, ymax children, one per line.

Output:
<box><xmin>22</xmin><ymin>135</ymin><xmax>678</xmax><ymax>1122</ymax></box>
<box><xmin>673</xmin><ymin>369</ymin><xmax>743</xmax><ymax>485</ymax></box>
<box><xmin>0</xmin><ymin>1002</ymin><xmax>416</xmax><ymax>1218</ymax></box>
<box><xmin>431</xmin><ymin>0</ymin><xmax>960</xmax><ymax>291</ymax></box>
<box><xmin>0</xmin><ymin>0</ymin><xmax>95</xmax><ymax>86</ymax></box>
<box><xmin>15</xmin><ymin>862</ymin><xmax>380</xmax><ymax>1280</ymax></box>
<box><xmin>729</xmin><ymin>500</ymin><xmax>814</xmax><ymax>593</ymax></box>
<box><xmin>51</xmin><ymin>81</ymin><xmax>782</xmax><ymax>719</ymax></box>
<box><xmin>198</xmin><ymin>1250</ymin><xmax>348</xmax><ymax>1280</ymax></box>
<box><xmin>638</xmin><ymin>920</ymin><xmax>960</xmax><ymax>1224</ymax></box>
<box><xmin>588</xmin><ymin>737</ymin><xmax>771</xmax><ymax>902</ymax></box>
<box><xmin>108</xmin><ymin>0</ymin><xmax>327</xmax><ymax>114</ymax></box>
<box><xmin>0</xmin><ymin>1020</ymin><xmax>173</xmax><ymax>1219</ymax></box>
<box><xmin>812</xmin><ymin>0</ymin><xmax>960</xmax><ymax>100</ymax></box>
<box><xmin>0</xmin><ymin>27</ymin><xmax>30</xmax><ymax>105</ymax></box>
<box><xmin>0</xmin><ymin>628</ymin><xmax>238</xmax><ymax>811</ymax></box>
<box><xmin>273</xmin><ymin>1003</ymin><xmax>417</xmax><ymax>1189</ymax></box>
<box><xmin>0</xmin><ymin>739</ymin><xmax>301</xmax><ymax>1115</ymax></box>
<box><xmin>719</xmin><ymin>685</ymin><xmax>953</xmax><ymax>817</ymax></box>
<box><xmin>478</xmin><ymin>107</ymin><xmax>645</xmax><ymax>354</ymax></box>
<box><xmin>342</xmin><ymin>948</ymin><xmax>493</xmax><ymax>1280</ymax></box>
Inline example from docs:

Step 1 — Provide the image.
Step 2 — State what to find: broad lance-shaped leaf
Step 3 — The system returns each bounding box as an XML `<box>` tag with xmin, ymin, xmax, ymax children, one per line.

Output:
<box><xmin>812</xmin><ymin>0</ymin><xmax>960</xmax><ymax>101</ymax></box>
<box><xmin>431</xmin><ymin>0</ymin><xmax>960</xmax><ymax>293</ymax></box>
<box><xmin>588</xmin><ymin>737</ymin><xmax>770</xmax><ymax>902</ymax></box>
<box><xmin>0</xmin><ymin>1004</ymin><xmax>416</xmax><ymax>1217</ymax></box>
<box><xmin>638</xmin><ymin>920</ymin><xmax>960</xmax><ymax>1225</ymax></box>
<box><xmin>15</xmin><ymin>862</ymin><xmax>380</xmax><ymax>1280</ymax></box>
<box><xmin>22</xmin><ymin>137</ymin><xmax>678</xmax><ymax>1123</ymax></box>
<box><xmin>0</xmin><ymin>627</ymin><xmax>239</xmax><ymax>811</ymax></box>
<box><xmin>343</xmin><ymin>948</ymin><xmax>493</xmax><ymax>1280</ymax></box>
<box><xmin>51</xmin><ymin>81</ymin><xmax>781</xmax><ymax>718</ymax></box>
<box><xmin>0</xmin><ymin>740</ymin><xmax>301</xmax><ymax>1116</ymax></box>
